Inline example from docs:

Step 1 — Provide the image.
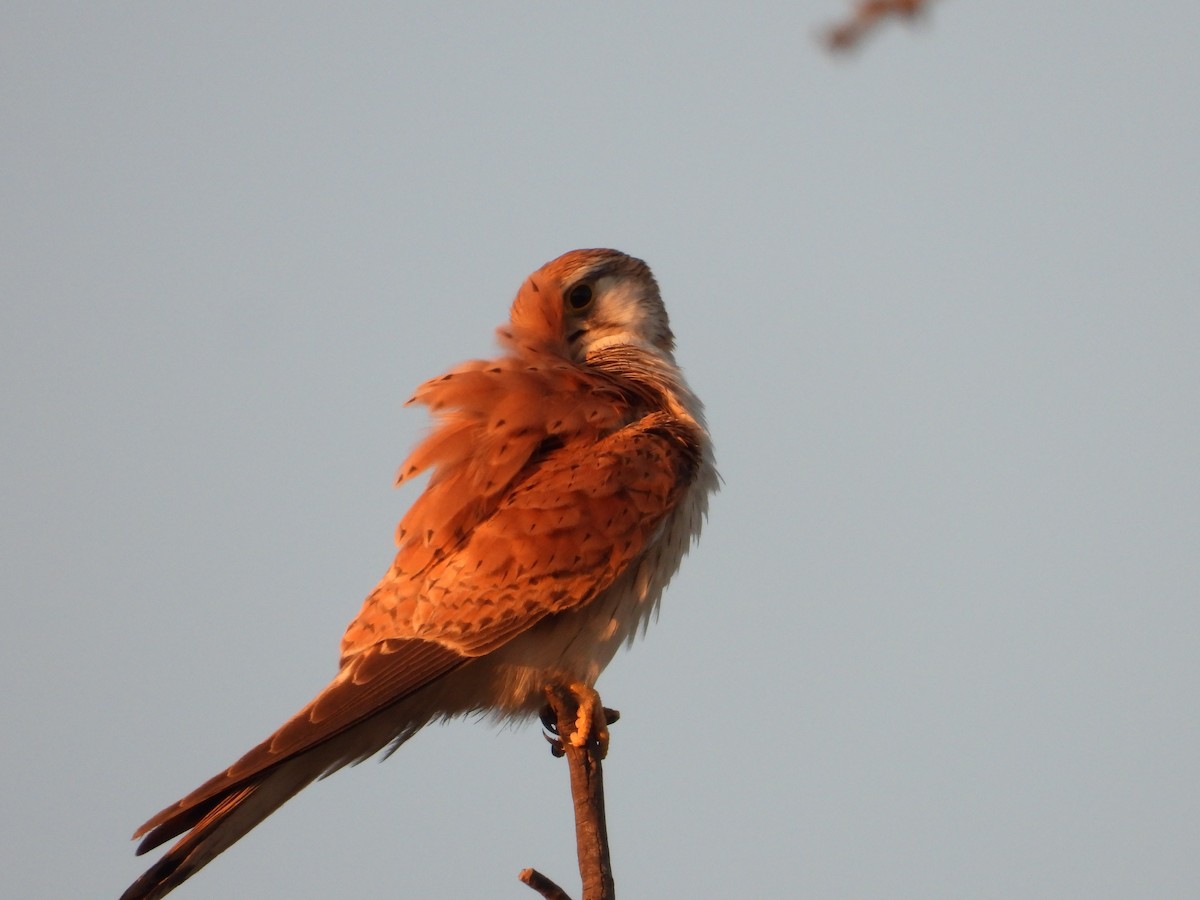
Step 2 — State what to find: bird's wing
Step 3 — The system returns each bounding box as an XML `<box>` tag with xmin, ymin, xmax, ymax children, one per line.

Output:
<box><xmin>370</xmin><ymin>410</ymin><xmax>703</xmax><ymax>657</ymax></box>
<box><xmin>339</xmin><ymin>347</ymin><xmax>644</xmax><ymax>660</ymax></box>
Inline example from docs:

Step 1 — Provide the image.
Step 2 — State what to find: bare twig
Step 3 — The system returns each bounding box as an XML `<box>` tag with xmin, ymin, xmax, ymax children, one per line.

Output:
<box><xmin>519</xmin><ymin>868</ymin><xmax>574</xmax><ymax>900</ymax></box>
<box><xmin>519</xmin><ymin>685</ymin><xmax>616</xmax><ymax>900</ymax></box>
<box><xmin>825</xmin><ymin>0</ymin><xmax>935</xmax><ymax>51</ymax></box>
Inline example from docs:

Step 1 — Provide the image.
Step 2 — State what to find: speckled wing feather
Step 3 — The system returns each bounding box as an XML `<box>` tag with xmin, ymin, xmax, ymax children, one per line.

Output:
<box><xmin>340</xmin><ymin>346</ymin><xmax>695</xmax><ymax>660</ymax></box>
<box><xmin>386</xmin><ymin>410</ymin><xmax>700</xmax><ymax>655</ymax></box>
<box><xmin>339</xmin><ymin>355</ymin><xmax>628</xmax><ymax>657</ymax></box>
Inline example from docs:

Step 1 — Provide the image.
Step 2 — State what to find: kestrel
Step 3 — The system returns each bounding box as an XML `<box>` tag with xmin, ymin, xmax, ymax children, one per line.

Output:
<box><xmin>121</xmin><ymin>248</ymin><xmax>717</xmax><ymax>900</ymax></box>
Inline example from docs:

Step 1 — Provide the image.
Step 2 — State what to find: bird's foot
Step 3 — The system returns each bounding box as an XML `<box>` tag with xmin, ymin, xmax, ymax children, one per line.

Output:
<box><xmin>539</xmin><ymin>684</ymin><xmax>619</xmax><ymax>759</ymax></box>
<box><xmin>568</xmin><ymin>683</ymin><xmax>610</xmax><ymax>758</ymax></box>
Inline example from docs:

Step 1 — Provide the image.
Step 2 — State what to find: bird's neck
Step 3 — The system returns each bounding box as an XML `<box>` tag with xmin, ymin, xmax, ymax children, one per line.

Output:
<box><xmin>586</xmin><ymin>344</ymin><xmax>708</xmax><ymax>435</ymax></box>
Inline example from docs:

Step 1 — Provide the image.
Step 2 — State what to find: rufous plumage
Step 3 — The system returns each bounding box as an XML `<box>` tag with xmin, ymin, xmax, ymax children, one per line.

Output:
<box><xmin>121</xmin><ymin>248</ymin><xmax>717</xmax><ymax>899</ymax></box>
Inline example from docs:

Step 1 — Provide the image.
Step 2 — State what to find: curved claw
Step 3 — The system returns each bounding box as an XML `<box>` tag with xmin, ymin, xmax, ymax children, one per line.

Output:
<box><xmin>541</xmin><ymin>728</ymin><xmax>565</xmax><ymax>758</ymax></box>
<box><xmin>539</xmin><ymin>702</ymin><xmax>559</xmax><ymax>735</ymax></box>
<box><xmin>539</xmin><ymin>702</ymin><xmax>565</xmax><ymax>757</ymax></box>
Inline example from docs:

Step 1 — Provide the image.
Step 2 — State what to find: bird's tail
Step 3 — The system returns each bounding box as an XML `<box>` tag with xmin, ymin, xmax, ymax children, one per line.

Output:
<box><xmin>121</xmin><ymin>638</ymin><xmax>464</xmax><ymax>898</ymax></box>
<box><xmin>119</xmin><ymin>752</ymin><xmax>326</xmax><ymax>900</ymax></box>
<box><xmin>121</xmin><ymin>713</ymin><xmax>427</xmax><ymax>900</ymax></box>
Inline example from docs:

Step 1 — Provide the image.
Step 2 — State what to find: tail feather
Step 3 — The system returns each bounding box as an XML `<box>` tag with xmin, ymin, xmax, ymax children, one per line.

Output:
<box><xmin>123</xmin><ymin>638</ymin><xmax>467</xmax><ymax>897</ymax></box>
<box><xmin>120</xmin><ymin>714</ymin><xmax>427</xmax><ymax>900</ymax></box>
<box><xmin>120</xmin><ymin>760</ymin><xmax>321</xmax><ymax>900</ymax></box>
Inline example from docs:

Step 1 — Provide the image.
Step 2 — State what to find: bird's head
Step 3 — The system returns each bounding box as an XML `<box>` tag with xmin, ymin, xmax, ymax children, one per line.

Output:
<box><xmin>507</xmin><ymin>249</ymin><xmax>675</xmax><ymax>363</ymax></box>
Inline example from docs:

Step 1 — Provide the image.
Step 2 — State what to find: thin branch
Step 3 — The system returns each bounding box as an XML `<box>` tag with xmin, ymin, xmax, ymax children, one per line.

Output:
<box><xmin>519</xmin><ymin>868</ymin><xmax>574</xmax><ymax>900</ymax></box>
<box><xmin>519</xmin><ymin>685</ymin><xmax>616</xmax><ymax>900</ymax></box>
<box><xmin>824</xmin><ymin>0</ymin><xmax>935</xmax><ymax>51</ymax></box>
<box><xmin>554</xmin><ymin>687</ymin><xmax>615</xmax><ymax>900</ymax></box>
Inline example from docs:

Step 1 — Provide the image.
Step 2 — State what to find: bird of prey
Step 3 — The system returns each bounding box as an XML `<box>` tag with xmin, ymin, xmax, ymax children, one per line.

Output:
<box><xmin>121</xmin><ymin>248</ymin><xmax>717</xmax><ymax>899</ymax></box>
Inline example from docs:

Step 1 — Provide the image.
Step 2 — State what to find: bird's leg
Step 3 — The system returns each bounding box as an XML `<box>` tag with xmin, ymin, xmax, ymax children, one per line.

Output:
<box><xmin>539</xmin><ymin>701</ymin><xmax>619</xmax><ymax>734</ymax></box>
<box><xmin>569</xmin><ymin>683</ymin><xmax>608</xmax><ymax>757</ymax></box>
<box><xmin>541</xmin><ymin>684</ymin><xmax>620</xmax><ymax>759</ymax></box>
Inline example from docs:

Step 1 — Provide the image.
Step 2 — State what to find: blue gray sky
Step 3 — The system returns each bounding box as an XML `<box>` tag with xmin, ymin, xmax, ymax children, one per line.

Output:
<box><xmin>3</xmin><ymin>3</ymin><xmax>1198</xmax><ymax>898</ymax></box>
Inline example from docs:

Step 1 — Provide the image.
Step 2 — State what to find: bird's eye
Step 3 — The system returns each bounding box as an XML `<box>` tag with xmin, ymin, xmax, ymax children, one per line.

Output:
<box><xmin>566</xmin><ymin>283</ymin><xmax>593</xmax><ymax>312</ymax></box>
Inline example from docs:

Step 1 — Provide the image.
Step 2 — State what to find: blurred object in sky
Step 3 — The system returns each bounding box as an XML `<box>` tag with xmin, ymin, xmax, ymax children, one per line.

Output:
<box><xmin>825</xmin><ymin>0</ymin><xmax>937</xmax><ymax>51</ymax></box>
